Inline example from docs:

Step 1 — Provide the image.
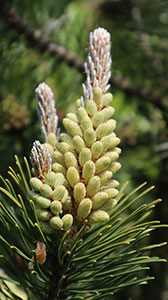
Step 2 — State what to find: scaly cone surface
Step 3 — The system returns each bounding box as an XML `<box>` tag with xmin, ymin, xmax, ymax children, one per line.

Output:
<box><xmin>29</xmin><ymin>28</ymin><xmax>121</xmax><ymax>233</ymax></box>
<box><xmin>36</xmin><ymin>82</ymin><xmax>59</xmax><ymax>147</ymax></box>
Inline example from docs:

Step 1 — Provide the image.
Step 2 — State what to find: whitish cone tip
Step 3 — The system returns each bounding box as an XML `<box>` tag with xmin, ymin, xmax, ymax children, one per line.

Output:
<box><xmin>35</xmin><ymin>82</ymin><xmax>59</xmax><ymax>142</ymax></box>
<box><xmin>83</xmin><ymin>27</ymin><xmax>112</xmax><ymax>100</ymax></box>
<box><xmin>30</xmin><ymin>140</ymin><xmax>52</xmax><ymax>178</ymax></box>
<box><xmin>35</xmin><ymin>82</ymin><xmax>54</xmax><ymax>102</ymax></box>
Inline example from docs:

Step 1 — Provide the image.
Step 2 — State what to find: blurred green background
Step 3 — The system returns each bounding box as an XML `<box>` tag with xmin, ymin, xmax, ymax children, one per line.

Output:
<box><xmin>0</xmin><ymin>0</ymin><xmax>168</xmax><ymax>299</ymax></box>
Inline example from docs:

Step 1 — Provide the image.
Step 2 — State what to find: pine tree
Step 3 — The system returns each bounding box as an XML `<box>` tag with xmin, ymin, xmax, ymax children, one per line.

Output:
<box><xmin>0</xmin><ymin>27</ymin><xmax>167</xmax><ymax>300</ymax></box>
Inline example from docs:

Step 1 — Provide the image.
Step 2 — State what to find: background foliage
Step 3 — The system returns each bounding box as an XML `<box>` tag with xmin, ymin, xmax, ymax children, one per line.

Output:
<box><xmin>0</xmin><ymin>0</ymin><xmax>168</xmax><ymax>299</ymax></box>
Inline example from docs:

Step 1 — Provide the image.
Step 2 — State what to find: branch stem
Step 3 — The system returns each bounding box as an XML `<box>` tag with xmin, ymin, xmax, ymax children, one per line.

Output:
<box><xmin>1</xmin><ymin>4</ymin><xmax>165</xmax><ymax>110</ymax></box>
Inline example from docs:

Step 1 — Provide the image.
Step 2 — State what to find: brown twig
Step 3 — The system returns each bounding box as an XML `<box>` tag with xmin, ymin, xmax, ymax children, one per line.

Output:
<box><xmin>1</xmin><ymin>5</ymin><xmax>165</xmax><ymax>111</ymax></box>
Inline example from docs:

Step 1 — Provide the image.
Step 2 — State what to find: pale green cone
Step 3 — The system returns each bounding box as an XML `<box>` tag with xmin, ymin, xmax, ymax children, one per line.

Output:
<box><xmin>36</xmin><ymin>208</ymin><xmax>52</xmax><ymax>221</ymax></box>
<box><xmin>50</xmin><ymin>200</ymin><xmax>62</xmax><ymax>215</ymax></box>
<box><xmin>102</xmin><ymin>93</ymin><xmax>113</xmax><ymax>106</ymax></box>
<box><xmin>57</xmin><ymin>142</ymin><xmax>74</xmax><ymax>154</ymax></box>
<box><xmin>60</xmin><ymin>133</ymin><xmax>74</xmax><ymax>147</ymax></box>
<box><xmin>85</xmin><ymin>100</ymin><xmax>97</xmax><ymax>116</ymax></box>
<box><xmin>29</xmin><ymin>192</ymin><xmax>51</xmax><ymax>209</ymax></box>
<box><xmin>73</xmin><ymin>182</ymin><xmax>86</xmax><ymax>204</ymax></box>
<box><xmin>95</xmin><ymin>157</ymin><xmax>111</xmax><ymax>174</ymax></box>
<box><xmin>53</xmin><ymin>150</ymin><xmax>65</xmax><ymax>165</ymax></box>
<box><xmin>77</xmin><ymin>107</ymin><xmax>88</xmax><ymax>123</ymax></box>
<box><xmin>81</xmin><ymin>116</ymin><xmax>93</xmax><ymax>132</ymax></box>
<box><xmin>52</xmin><ymin>186</ymin><xmax>67</xmax><ymax>201</ymax></box>
<box><xmin>84</xmin><ymin>128</ymin><xmax>96</xmax><ymax>147</ymax></box>
<box><xmin>91</xmin><ymin>141</ymin><xmax>103</xmax><ymax>160</ymax></box>
<box><xmin>108</xmin><ymin>179</ymin><xmax>120</xmax><ymax>188</ymax></box>
<box><xmin>77</xmin><ymin>198</ymin><xmax>92</xmax><ymax>219</ymax></box>
<box><xmin>86</xmin><ymin>176</ymin><xmax>100</xmax><ymax>196</ymax></box>
<box><xmin>35</xmin><ymin>196</ymin><xmax>51</xmax><ymax>209</ymax></box>
<box><xmin>101</xmin><ymin>135</ymin><xmax>120</xmax><ymax>152</ymax></box>
<box><xmin>104</xmin><ymin>188</ymin><xmax>118</xmax><ymax>199</ymax></box>
<box><xmin>96</xmin><ymin>123</ymin><xmax>108</xmax><ymax>139</ymax></box>
<box><xmin>49</xmin><ymin>216</ymin><xmax>63</xmax><ymax>230</ymax></box>
<box><xmin>63</xmin><ymin>118</ymin><xmax>82</xmax><ymax>137</ymax></box>
<box><xmin>64</xmin><ymin>152</ymin><xmax>78</xmax><ymax>169</ymax></box>
<box><xmin>99</xmin><ymin>171</ymin><xmax>112</xmax><ymax>186</ymax></box>
<box><xmin>66</xmin><ymin>113</ymin><xmax>78</xmax><ymax>123</ymax></box>
<box><xmin>110</xmin><ymin>137</ymin><xmax>120</xmax><ymax>148</ymax></box>
<box><xmin>61</xmin><ymin>189</ymin><xmax>69</xmax><ymax>204</ymax></box>
<box><xmin>76</xmin><ymin>99</ymin><xmax>83</xmax><ymax>109</ymax></box>
<box><xmin>100</xmin><ymin>199</ymin><xmax>117</xmax><ymax>211</ymax></box>
<box><xmin>92</xmin><ymin>192</ymin><xmax>108</xmax><ymax>210</ymax></box>
<box><xmin>67</xmin><ymin>166</ymin><xmax>80</xmax><ymax>187</ymax></box>
<box><xmin>93</xmin><ymin>87</ymin><xmax>103</xmax><ymax>109</ymax></box>
<box><xmin>62</xmin><ymin>214</ymin><xmax>73</xmax><ymax>231</ymax></box>
<box><xmin>106</xmin><ymin>119</ymin><xmax>116</xmax><ymax>134</ymax></box>
<box><xmin>103</xmin><ymin>151</ymin><xmax>119</xmax><ymax>164</ymax></box>
<box><xmin>73</xmin><ymin>135</ymin><xmax>86</xmax><ymax>153</ymax></box>
<box><xmin>109</xmin><ymin>162</ymin><xmax>121</xmax><ymax>174</ymax></box>
<box><xmin>99</xmin><ymin>106</ymin><xmax>115</xmax><ymax>122</ymax></box>
<box><xmin>44</xmin><ymin>172</ymin><xmax>64</xmax><ymax>187</ymax></box>
<box><xmin>30</xmin><ymin>177</ymin><xmax>43</xmax><ymax>192</ymax></box>
<box><xmin>113</xmin><ymin>147</ymin><xmax>121</xmax><ymax>154</ymax></box>
<box><xmin>92</xmin><ymin>112</ymin><xmax>104</xmax><ymax>128</ymax></box>
<box><xmin>47</xmin><ymin>132</ymin><xmax>57</xmax><ymax>148</ymax></box>
<box><xmin>52</xmin><ymin>163</ymin><xmax>66</xmax><ymax>176</ymax></box>
<box><xmin>82</xmin><ymin>160</ymin><xmax>95</xmax><ymax>182</ymax></box>
<box><xmin>79</xmin><ymin>148</ymin><xmax>91</xmax><ymax>167</ymax></box>
<box><xmin>39</xmin><ymin>184</ymin><xmax>53</xmax><ymax>198</ymax></box>
<box><xmin>89</xmin><ymin>210</ymin><xmax>109</xmax><ymax>223</ymax></box>
<box><xmin>53</xmin><ymin>173</ymin><xmax>65</xmax><ymax>187</ymax></box>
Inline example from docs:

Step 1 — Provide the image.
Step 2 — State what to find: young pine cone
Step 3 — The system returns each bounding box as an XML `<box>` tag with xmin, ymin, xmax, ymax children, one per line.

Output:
<box><xmin>52</xmin><ymin>87</ymin><xmax>121</xmax><ymax>225</ymax></box>
<box><xmin>29</xmin><ymin>28</ymin><xmax>121</xmax><ymax>233</ymax></box>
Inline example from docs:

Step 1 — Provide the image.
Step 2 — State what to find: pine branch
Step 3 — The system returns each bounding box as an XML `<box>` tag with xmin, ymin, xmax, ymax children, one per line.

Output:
<box><xmin>2</xmin><ymin>5</ymin><xmax>83</xmax><ymax>71</ymax></box>
<box><xmin>131</xmin><ymin>5</ymin><xmax>163</xmax><ymax>75</ymax></box>
<box><xmin>0</xmin><ymin>24</ymin><xmax>167</xmax><ymax>300</ymax></box>
<box><xmin>1</xmin><ymin>5</ymin><xmax>165</xmax><ymax>110</ymax></box>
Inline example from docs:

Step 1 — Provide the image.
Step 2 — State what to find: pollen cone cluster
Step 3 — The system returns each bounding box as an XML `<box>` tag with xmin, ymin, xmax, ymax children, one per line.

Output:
<box><xmin>53</xmin><ymin>87</ymin><xmax>121</xmax><ymax>225</ymax></box>
<box><xmin>29</xmin><ymin>27</ymin><xmax>121</xmax><ymax>234</ymax></box>
<box><xmin>29</xmin><ymin>141</ymin><xmax>73</xmax><ymax>234</ymax></box>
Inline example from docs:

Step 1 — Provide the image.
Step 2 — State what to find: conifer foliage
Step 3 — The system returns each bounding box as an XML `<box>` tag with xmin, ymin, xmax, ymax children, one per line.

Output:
<box><xmin>0</xmin><ymin>28</ymin><xmax>166</xmax><ymax>300</ymax></box>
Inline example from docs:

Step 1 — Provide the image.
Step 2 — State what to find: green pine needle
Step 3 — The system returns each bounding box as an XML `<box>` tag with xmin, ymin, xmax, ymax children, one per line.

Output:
<box><xmin>0</xmin><ymin>158</ymin><xmax>167</xmax><ymax>300</ymax></box>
